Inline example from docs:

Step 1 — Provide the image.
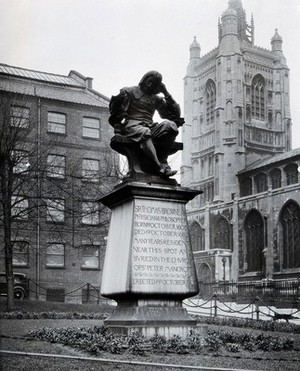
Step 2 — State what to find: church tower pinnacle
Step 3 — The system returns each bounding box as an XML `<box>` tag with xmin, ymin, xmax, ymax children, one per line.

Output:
<box><xmin>182</xmin><ymin>0</ymin><xmax>291</xmax><ymax>203</ymax></box>
<box><xmin>189</xmin><ymin>36</ymin><xmax>201</xmax><ymax>60</ymax></box>
<box><xmin>271</xmin><ymin>29</ymin><xmax>283</xmax><ymax>53</ymax></box>
<box><xmin>219</xmin><ymin>6</ymin><xmax>241</xmax><ymax>55</ymax></box>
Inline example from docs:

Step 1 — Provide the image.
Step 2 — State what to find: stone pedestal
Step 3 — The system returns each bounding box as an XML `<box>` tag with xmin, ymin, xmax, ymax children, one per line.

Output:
<box><xmin>100</xmin><ymin>181</ymin><xmax>203</xmax><ymax>338</ymax></box>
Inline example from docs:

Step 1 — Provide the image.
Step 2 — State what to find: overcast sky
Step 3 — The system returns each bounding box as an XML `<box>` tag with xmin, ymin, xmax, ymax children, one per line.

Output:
<box><xmin>1</xmin><ymin>0</ymin><xmax>300</xmax><ymax>150</ymax></box>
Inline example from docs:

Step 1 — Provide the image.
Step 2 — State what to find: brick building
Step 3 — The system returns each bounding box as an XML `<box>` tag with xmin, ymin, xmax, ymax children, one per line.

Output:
<box><xmin>0</xmin><ymin>63</ymin><xmax>118</xmax><ymax>303</ymax></box>
<box><xmin>181</xmin><ymin>0</ymin><xmax>300</xmax><ymax>285</ymax></box>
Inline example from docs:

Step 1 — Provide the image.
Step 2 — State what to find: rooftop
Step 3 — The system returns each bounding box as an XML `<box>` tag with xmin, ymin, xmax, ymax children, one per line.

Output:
<box><xmin>0</xmin><ymin>64</ymin><xmax>82</xmax><ymax>86</ymax></box>
<box><xmin>0</xmin><ymin>63</ymin><xmax>109</xmax><ymax>108</ymax></box>
<box><xmin>239</xmin><ymin>147</ymin><xmax>300</xmax><ymax>174</ymax></box>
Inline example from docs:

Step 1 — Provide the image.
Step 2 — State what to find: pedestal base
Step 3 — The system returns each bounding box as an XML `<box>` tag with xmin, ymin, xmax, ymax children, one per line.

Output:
<box><xmin>100</xmin><ymin>181</ymin><xmax>203</xmax><ymax>339</ymax></box>
<box><xmin>105</xmin><ymin>303</ymin><xmax>207</xmax><ymax>338</ymax></box>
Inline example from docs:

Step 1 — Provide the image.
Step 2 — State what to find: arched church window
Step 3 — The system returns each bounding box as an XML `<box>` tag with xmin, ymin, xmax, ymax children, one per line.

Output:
<box><xmin>246</xmin><ymin>105</ymin><xmax>251</xmax><ymax>122</ymax></box>
<box><xmin>198</xmin><ymin>263</ymin><xmax>212</xmax><ymax>283</ymax></box>
<box><xmin>284</xmin><ymin>164</ymin><xmax>298</xmax><ymax>185</ymax></box>
<box><xmin>251</xmin><ymin>75</ymin><xmax>265</xmax><ymax>121</ymax></box>
<box><xmin>244</xmin><ymin>210</ymin><xmax>264</xmax><ymax>272</ymax></box>
<box><xmin>206</xmin><ymin>80</ymin><xmax>216</xmax><ymax>125</ymax></box>
<box><xmin>214</xmin><ymin>217</ymin><xmax>230</xmax><ymax>250</ymax></box>
<box><xmin>238</xmin><ymin>108</ymin><xmax>242</xmax><ymax>119</ymax></box>
<box><xmin>268</xmin><ymin>112</ymin><xmax>273</xmax><ymax>127</ymax></box>
<box><xmin>280</xmin><ymin>201</ymin><xmax>300</xmax><ymax>269</ymax></box>
<box><xmin>240</xmin><ymin>177</ymin><xmax>252</xmax><ymax>196</ymax></box>
<box><xmin>190</xmin><ymin>222</ymin><xmax>205</xmax><ymax>252</ymax></box>
<box><xmin>255</xmin><ymin>173</ymin><xmax>267</xmax><ymax>193</ymax></box>
<box><xmin>275</xmin><ymin>111</ymin><xmax>282</xmax><ymax>129</ymax></box>
<box><xmin>226</xmin><ymin>102</ymin><xmax>233</xmax><ymax>121</ymax></box>
<box><xmin>268</xmin><ymin>92</ymin><xmax>273</xmax><ymax>105</ymax></box>
<box><xmin>270</xmin><ymin>168</ymin><xmax>281</xmax><ymax>189</ymax></box>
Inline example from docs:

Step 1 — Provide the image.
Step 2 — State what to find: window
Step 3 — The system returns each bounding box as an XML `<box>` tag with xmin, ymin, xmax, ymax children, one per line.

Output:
<box><xmin>240</xmin><ymin>177</ymin><xmax>252</xmax><ymax>197</ymax></box>
<box><xmin>251</xmin><ymin>75</ymin><xmax>265</xmax><ymax>120</ymax></box>
<box><xmin>190</xmin><ymin>222</ymin><xmax>205</xmax><ymax>252</ymax></box>
<box><xmin>47</xmin><ymin>154</ymin><xmax>66</xmax><ymax>178</ymax></box>
<box><xmin>255</xmin><ymin>173</ymin><xmax>267</xmax><ymax>193</ymax></box>
<box><xmin>81</xmin><ymin>245</ymin><xmax>100</xmax><ymax>269</ymax></box>
<box><xmin>285</xmin><ymin>164</ymin><xmax>298</xmax><ymax>186</ymax></box>
<box><xmin>208</xmin><ymin>156</ymin><xmax>214</xmax><ymax>176</ymax></box>
<box><xmin>244</xmin><ymin>210</ymin><xmax>264</xmax><ymax>272</ymax></box>
<box><xmin>82</xmin><ymin>201</ymin><xmax>99</xmax><ymax>225</ymax></box>
<box><xmin>48</xmin><ymin>112</ymin><xmax>66</xmax><ymax>134</ymax></box>
<box><xmin>12</xmin><ymin>151</ymin><xmax>29</xmax><ymax>174</ymax></box>
<box><xmin>83</xmin><ymin>117</ymin><xmax>100</xmax><ymax>139</ymax></box>
<box><xmin>206</xmin><ymin>80</ymin><xmax>216</xmax><ymax>125</ymax></box>
<box><xmin>10</xmin><ymin>106</ymin><xmax>29</xmax><ymax>128</ymax></box>
<box><xmin>46</xmin><ymin>199</ymin><xmax>65</xmax><ymax>223</ymax></box>
<box><xmin>13</xmin><ymin>241</ymin><xmax>29</xmax><ymax>267</ymax></box>
<box><xmin>270</xmin><ymin>168</ymin><xmax>281</xmax><ymax>189</ymax></box>
<box><xmin>280</xmin><ymin>201</ymin><xmax>300</xmax><ymax>269</ymax></box>
<box><xmin>82</xmin><ymin>159</ymin><xmax>99</xmax><ymax>182</ymax></box>
<box><xmin>46</xmin><ymin>243</ymin><xmax>65</xmax><ymax>268</ymax></box>
<box><xmin>207</xmin><ymin>182</ymin><xmax>214</xmax><ymax>202</ymax></box>
<box><xmin>214</xmin><ymin>217</ymin><xmax>231</xmax><ymax>250</ymax></box>
<box><xmin>198</xmin><ymin>263</ymin><xmax>212</xmax><ymax>283</ymax></box>
<box><xmin>46</xmin><ymin>288</ymin><xmax>65</xmax><ymax>302</ymax></box>
<box><xmin>11</xmin><ymin>196</ymin><xmax>28</xmax><ymax>220</ymax></box>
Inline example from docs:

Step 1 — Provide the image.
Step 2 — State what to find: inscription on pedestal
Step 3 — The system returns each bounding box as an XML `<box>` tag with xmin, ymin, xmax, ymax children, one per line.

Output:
<box><xmin>131</xmin><ymin>199</ymin><xmax>196</xmax><ymax>293</ymax></box>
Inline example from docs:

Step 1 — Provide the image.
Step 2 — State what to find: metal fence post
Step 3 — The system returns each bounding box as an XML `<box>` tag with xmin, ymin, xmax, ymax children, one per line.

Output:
<box><xmin>213</xmin><ymin>294</ymin><xmax>218</xmax><ymax>317</ymax></box>
<box><xmin>254</xmin><ymin>297</ymin><xmax>260</xmax><ymax>320</ymax></box>
<box><xmin>86</xmin><ymin>283</ymin><xmax>90</xmax><ymax>304</ymax></box>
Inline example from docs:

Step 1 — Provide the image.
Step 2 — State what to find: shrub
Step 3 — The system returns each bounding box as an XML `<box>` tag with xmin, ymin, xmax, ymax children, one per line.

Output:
<box><xmin>193</xmin><ymin>315</ymin><xmax>300</xmax><ymax>334</ymax></box>
<box><xmin>27</xmin><ymin>325</ymin><xmax>294</xmax><ymax>356</ymax></box>
<box><xmin>186</xmin><ymin>330</ymin><xmax>205</xmax><ymax>352</ymax></box>
<box><xmin>204</xmin><ymin>331</ymin><xmax>222</xmax><ymax>352</ymax></box>
<box><xmin>226</xmin><ymin>343</ymin><xmax>240</xmax><ymax>352</ymax></box>
<box><xmin>0</xmin><ymin>310</ymin><xmax>108</xmax><ymax>320</ymax></box>
<box><xmin>165</xmin><ymin>335</ymin><xmax>189</xmax><ymax>354</ymax></box>
<box><xmin>150</xmin><ymin>334</ymin><xmax>166</xmax><ymax>352</ymax></box>
<box><xmin>127</xmin><ymin>331</ymin><xmax>147</xmax><ymax>355</ymax></box>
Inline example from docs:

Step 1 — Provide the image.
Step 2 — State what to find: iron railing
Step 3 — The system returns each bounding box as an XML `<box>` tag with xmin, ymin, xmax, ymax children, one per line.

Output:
<box><xmin>198</xmin><ymin>279</ymin><xmax>300</xmax><ymax>308</ymax></box>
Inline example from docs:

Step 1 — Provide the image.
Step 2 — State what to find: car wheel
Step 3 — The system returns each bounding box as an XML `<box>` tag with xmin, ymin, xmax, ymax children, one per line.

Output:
<box><xmin>14</xmin><ymin>288</ymin><xmax>25</xmax><ymax>300</ymax></box>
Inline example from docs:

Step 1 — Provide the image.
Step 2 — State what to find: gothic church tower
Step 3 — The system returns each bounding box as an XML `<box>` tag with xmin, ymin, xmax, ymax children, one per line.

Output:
<box><xmin>181</xmin><ymin>0</ymin><xmax>291</xmax><ymax>204</ymax></box>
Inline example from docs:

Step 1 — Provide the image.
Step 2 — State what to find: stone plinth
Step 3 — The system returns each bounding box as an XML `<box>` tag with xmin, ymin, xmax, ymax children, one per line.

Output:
<box><xmin>100</xmin><ymin>181</ymin><xmax>202</xmax><ymax>338</ymax></box>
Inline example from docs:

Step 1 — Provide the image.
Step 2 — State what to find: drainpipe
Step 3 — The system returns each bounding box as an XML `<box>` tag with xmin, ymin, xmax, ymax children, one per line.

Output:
<box><xmin>36</xmin><ymin>95</ymin><xmax>41</xmax><ymax>300</ymax></box>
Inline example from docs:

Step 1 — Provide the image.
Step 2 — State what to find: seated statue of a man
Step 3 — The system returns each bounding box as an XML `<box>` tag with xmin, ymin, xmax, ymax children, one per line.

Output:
<box><xmin>109</xmin><ymin>70</ymin><xmax>184</xmax><ymax>178</ymax></box>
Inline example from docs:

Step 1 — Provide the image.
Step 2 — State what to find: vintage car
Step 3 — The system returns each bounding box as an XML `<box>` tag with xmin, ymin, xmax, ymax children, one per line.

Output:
<box><xmin>0</xmin><ymin>272</ymin><xmax>29</xmax><ymax>300</ymax></box>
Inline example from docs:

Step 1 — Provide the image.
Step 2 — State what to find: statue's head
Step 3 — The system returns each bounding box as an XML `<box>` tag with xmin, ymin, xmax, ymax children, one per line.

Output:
<box><xmin>139</xmin><ymin>70</ymin><xmax>162</xmax><ymax>94</ymax></box>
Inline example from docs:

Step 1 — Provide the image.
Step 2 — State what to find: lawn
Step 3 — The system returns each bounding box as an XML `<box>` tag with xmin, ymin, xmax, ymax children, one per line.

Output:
<box><xmin>1</xmin><ymin>299</ymin><xmax>300</xmax><ymax>370</ymax></box>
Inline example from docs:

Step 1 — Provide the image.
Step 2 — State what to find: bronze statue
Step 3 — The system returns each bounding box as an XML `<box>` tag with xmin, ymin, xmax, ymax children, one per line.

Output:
<box><xmin>109</xmin><ymin>71</ymin><xmax>184</xmax><ymax>179</ymax></box>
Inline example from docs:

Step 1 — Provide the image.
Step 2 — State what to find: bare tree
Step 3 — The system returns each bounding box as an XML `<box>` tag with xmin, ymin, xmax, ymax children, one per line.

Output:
<box><xmin>0</xmin><ymin>94</ymin><xmax>120</xmax><ymax>310</ymax></box>
<box><xmin>0</xmin><ymin>94</ymin><xmax>39</xmax><ymax>310</ymax></box>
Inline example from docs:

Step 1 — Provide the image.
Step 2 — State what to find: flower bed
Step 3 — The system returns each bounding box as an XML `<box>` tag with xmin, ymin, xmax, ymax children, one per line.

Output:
<box><xmin>0</xmin><ymin>309</ymin><xmax>108</xmax><ymax>320</ymax></box>
<box><xmin>193</xmin><ymin>315</ymin><xmax>300</xmax><ymax>334</ymax></box>
<box><xmin>27</xmin><ymin>325</ymin><xmax>294</xmax><ymax>357</ymax></box>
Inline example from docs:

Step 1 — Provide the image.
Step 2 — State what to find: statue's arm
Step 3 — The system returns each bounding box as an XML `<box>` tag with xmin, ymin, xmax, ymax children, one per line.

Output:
<box><xmin>108</xmin><ymin>89</ymin><xmax>130</xmax><ymax>128</ymax></box>
<box><xmin>156</xmin><ymin>85</ymin><xmax>184</xmax><ymax>127</ymax></box>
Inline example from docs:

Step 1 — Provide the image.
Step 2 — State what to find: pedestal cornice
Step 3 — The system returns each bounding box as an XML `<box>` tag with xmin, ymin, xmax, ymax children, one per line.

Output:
<box><xmin>100</xmin><ymin>181</ymin><xmax>202</xmax><ymax>208</ymax></box>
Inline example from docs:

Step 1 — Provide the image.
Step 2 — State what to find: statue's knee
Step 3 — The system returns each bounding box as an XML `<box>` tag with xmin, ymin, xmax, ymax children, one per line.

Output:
<box><xmin>162</xmin><ymin>120</ymin><xmax>179</xmax><ymax>133</ymax></box>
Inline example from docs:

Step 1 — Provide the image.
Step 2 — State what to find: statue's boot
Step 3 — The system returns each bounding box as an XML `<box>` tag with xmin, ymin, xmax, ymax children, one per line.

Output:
<box><xmin>159</xmin><ymin>163</ymin><xmax>177</xmax><ymax>178</ymax></box>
